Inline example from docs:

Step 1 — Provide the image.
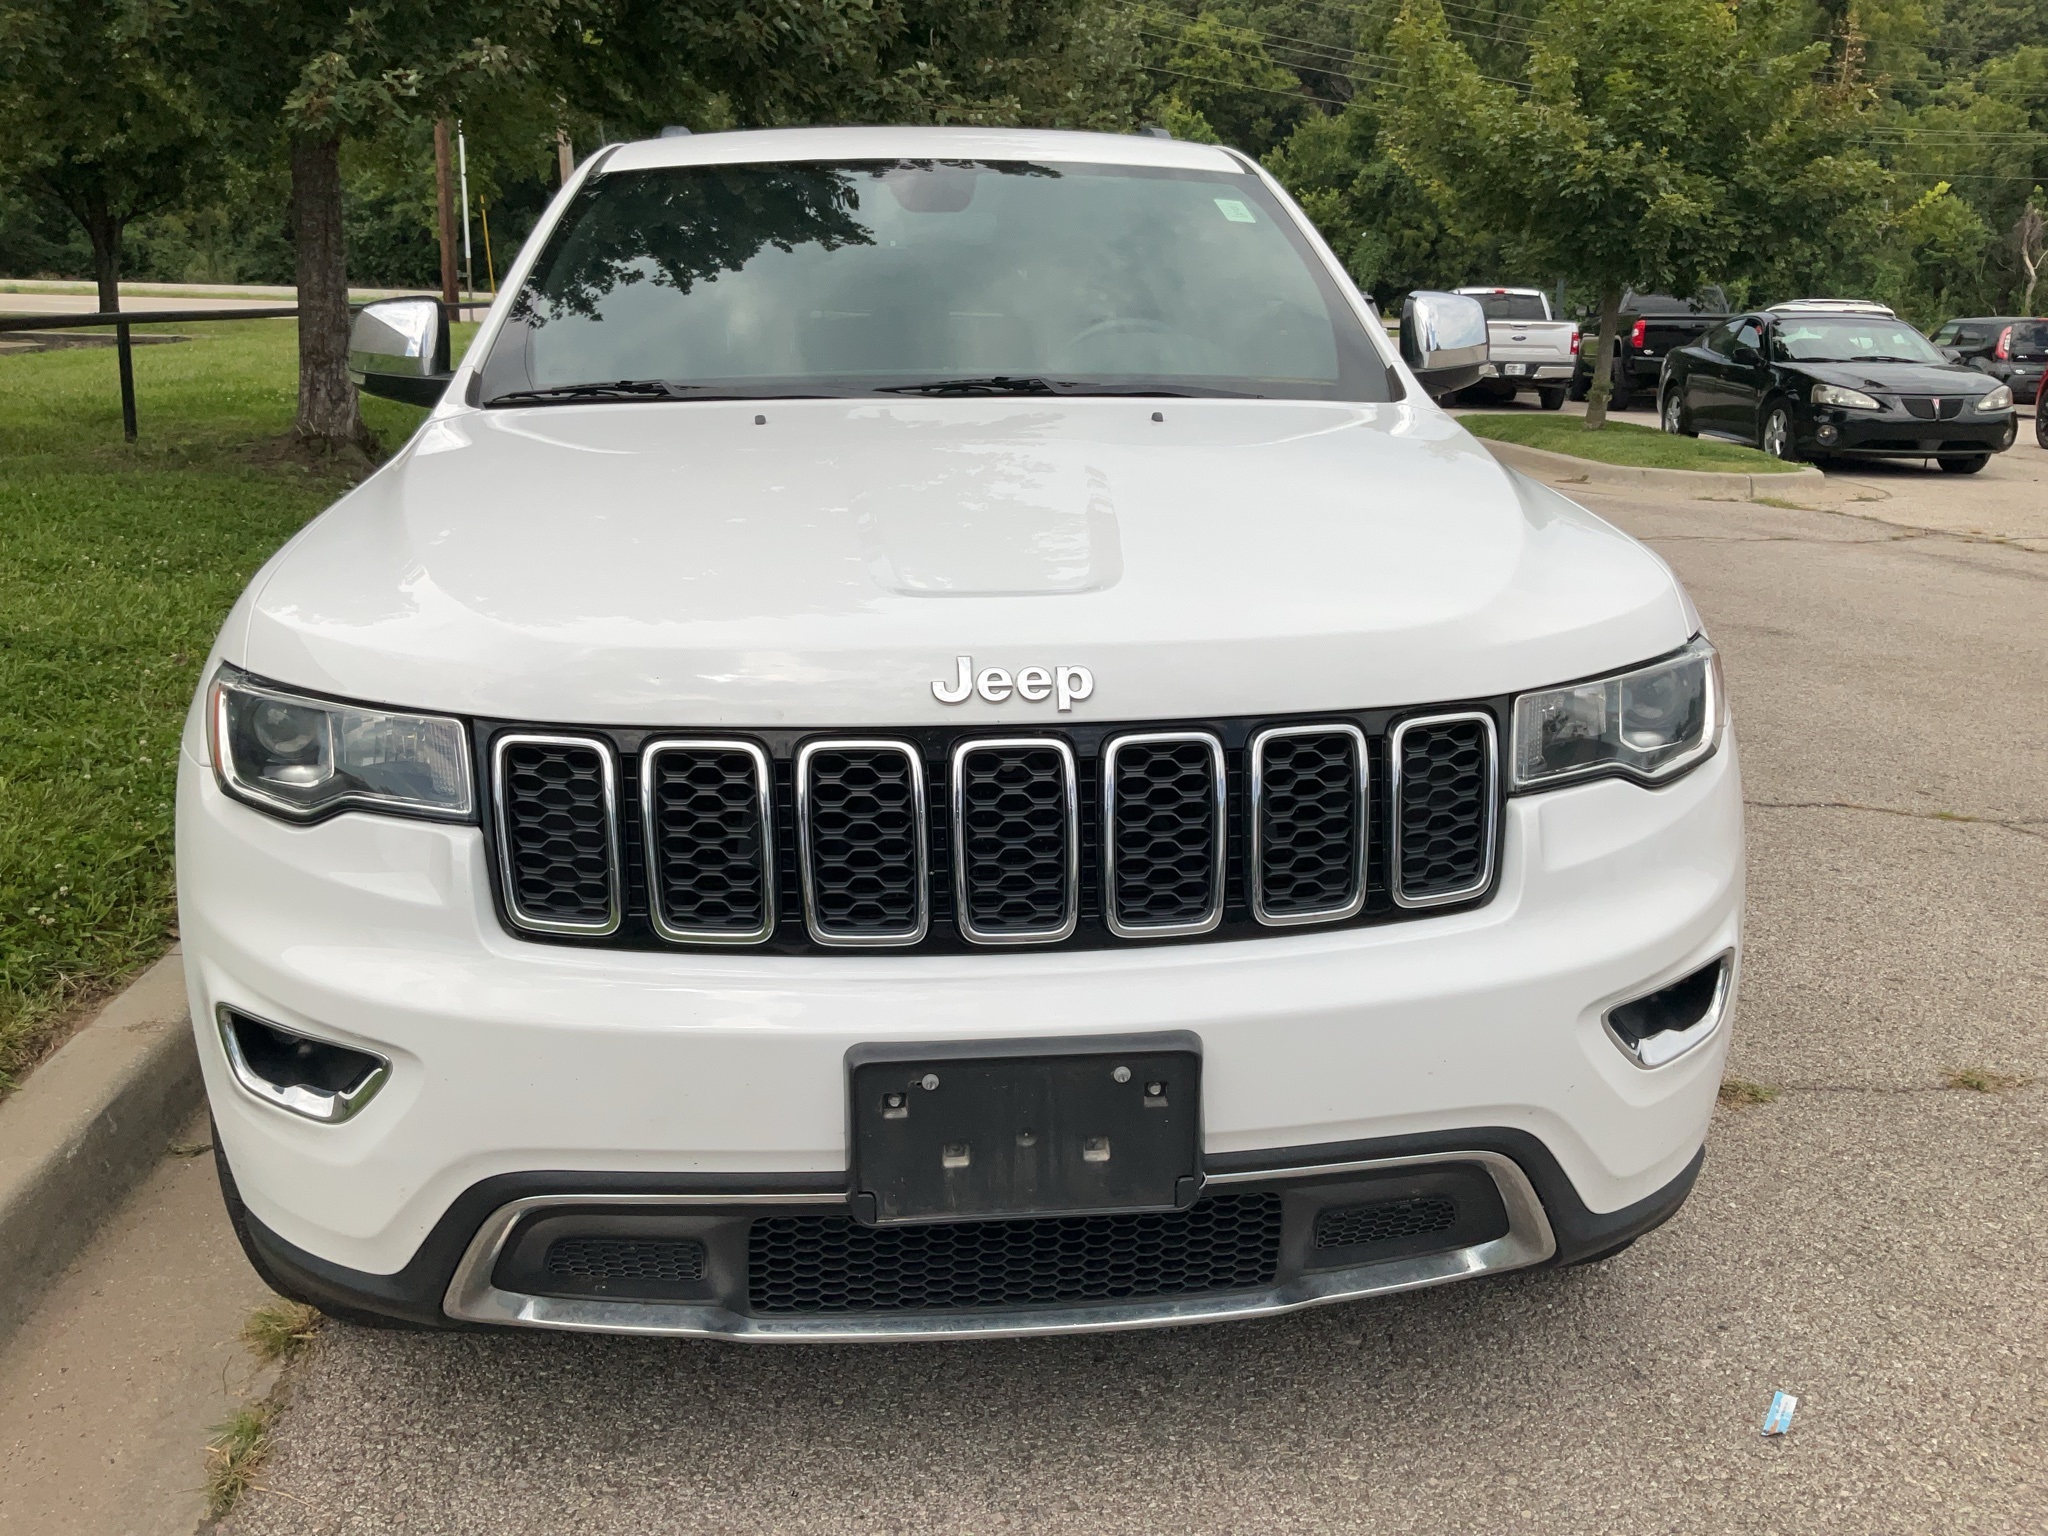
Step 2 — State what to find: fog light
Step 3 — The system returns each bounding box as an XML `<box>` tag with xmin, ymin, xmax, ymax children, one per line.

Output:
<box><xmin>1815</xmin><ymin>422</ymin><xmax>1840</xmax><ymax>445</ymax></box>
<box><xmin>1603</xmin><ymin>955</ymin><xmax>1732</xmax><ymax>1068</ymax></box>
<box><xmin>216</xmin><ymin>1007</ymin><xmax>390</xmax><ymax>1122</ymax></box>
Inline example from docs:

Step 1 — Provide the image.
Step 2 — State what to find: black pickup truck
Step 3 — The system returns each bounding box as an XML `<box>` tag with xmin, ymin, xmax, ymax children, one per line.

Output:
<box><xmin>1572</xmin><ymin>289</ymin><xmax>1729</xmax><ymax>410</ymax></box>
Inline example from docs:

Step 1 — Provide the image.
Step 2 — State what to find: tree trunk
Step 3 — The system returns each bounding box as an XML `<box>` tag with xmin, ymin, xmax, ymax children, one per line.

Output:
<box><xmin>1584</xmin><ymin>282</ymin><xmax>1623</xmax><ymax>431</ymax></box>
<box><xmin>289</xmin><ymin>131</ymin><xmax>366</xmax><ymax>452</ymax></box>
<box><xmin>85</xmin><ymin>211</ymin><xmax>123</xmax><ymax>315</ymax></box>
<box><xmin>434</xmin><ymin>119</ymin><xmax>460</xmax><ymax>307</ymax></box>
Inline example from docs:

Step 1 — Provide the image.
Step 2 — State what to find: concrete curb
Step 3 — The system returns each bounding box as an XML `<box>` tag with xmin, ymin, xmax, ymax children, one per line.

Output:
<box><xmin>1473</xmin><ymin>435</ymin><xmax>1827</xmax><ymax>499</ymax></box>
<box><xmin>0</xmin><ymin>950</ymin><xmax>200</xmax><ymax>1348</ymax></box>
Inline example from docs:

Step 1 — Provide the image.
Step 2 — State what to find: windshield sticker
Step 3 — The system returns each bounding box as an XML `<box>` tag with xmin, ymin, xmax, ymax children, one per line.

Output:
<box><xmin>1214</xmin><ymin>198</ymin><xmax>1257</xmax><ymax>223</ymax></box>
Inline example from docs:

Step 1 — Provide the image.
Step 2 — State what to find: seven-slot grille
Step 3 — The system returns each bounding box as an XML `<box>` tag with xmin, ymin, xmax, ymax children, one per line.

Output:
<box><xmin>487</xmin><ymin>711</ymin><xmax>1502</xmax><ymax>952</ymax></box>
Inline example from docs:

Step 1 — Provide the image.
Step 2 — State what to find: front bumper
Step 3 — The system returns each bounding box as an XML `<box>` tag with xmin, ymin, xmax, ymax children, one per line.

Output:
<box><xmin>1806</xmin><ymin>407</ymin><xmax>2017</xmax><ymax>457</ymax></box>
<box><xmin>179</xmin><ymin>736</ymin><xmax>1743</xmax><ymax>1331</ymax></box>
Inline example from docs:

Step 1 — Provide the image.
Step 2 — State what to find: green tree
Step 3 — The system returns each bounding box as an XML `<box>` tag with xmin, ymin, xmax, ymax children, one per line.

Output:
<box><xmin>0</xmin><ymin>0</ymin><xmax>210</xmax><ymax>313</ymax></box>
<box><xmin>1383</xmin><ymin>0</ymin><xmax>1886</xmax><ymax>427</ymax></box>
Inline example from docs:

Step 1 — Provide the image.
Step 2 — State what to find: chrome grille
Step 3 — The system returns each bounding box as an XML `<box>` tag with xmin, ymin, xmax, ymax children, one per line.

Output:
<box><xmin>797</xmin><ymin>741</ymin><xmax>929</xmax><ymax>946</ymax></box>
<box><xmin>1102</xmin><ymin>732</ymin><xmax>1226</xmax><ymax>937</ymax></box>
<box><xmin>492</xmin><ymin>734</ymin><xmax>620</xmax><ymax>934</ymax></box>
<box><xmin>1390</xmin><ymin>713</ymin><xmax>1498</xmax><ymax>908</ymax></box>
<box><xmin>642</xmin><ymin>741</ymin><xmax>774</xmax><ymax>943</ymax></box>
<box><xmin>951</xmin><ymin>739</ymin><xmax>1078</xmax><ymax>943</ymax></box>
<box><xmin>484</xmin><ymin>707</ymin><xmax>1504</xmax><ymax>952</ymax></box>
<box><xmin>1249</xmin><ymin>725</ymin><xmax>1366</xmax><ymax>925</ymax></box>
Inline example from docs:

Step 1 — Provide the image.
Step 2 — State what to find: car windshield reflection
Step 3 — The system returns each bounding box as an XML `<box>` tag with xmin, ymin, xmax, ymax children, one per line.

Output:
<box><xmin>1773</xmin><ymin>318</ymin><xmax>1943</xmax><ymax>365</ymax></box>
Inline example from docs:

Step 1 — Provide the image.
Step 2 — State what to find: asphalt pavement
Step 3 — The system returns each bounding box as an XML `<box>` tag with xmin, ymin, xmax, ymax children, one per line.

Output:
<box><xmin>207</xmin><ymin>470</ymin><xmax>2047</xmax><ymax>1533</ymax></box>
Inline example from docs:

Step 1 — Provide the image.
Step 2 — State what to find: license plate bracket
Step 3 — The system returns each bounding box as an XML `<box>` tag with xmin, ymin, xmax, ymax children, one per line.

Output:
<box><xmin>847</xmin><ymin>1034</ymin><xmax>1202</xmax><ymax>1225</ymax></box>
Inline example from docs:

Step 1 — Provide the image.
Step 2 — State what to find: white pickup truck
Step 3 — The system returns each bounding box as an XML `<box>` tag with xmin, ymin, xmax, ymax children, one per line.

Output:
<box><xmin>1453</xmin><ymin>287</ymin><xmax>1580</xmax><ymax>410</ymax></box>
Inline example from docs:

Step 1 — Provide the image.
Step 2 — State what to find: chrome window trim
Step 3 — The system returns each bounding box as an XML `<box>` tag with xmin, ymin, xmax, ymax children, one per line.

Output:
<box><xmin>439</xmin><ymin>1150</ymin><xmax>1556</xmax><ymax>1340</ymax></box>
<box><xmin>1247</xmin><ymin>723</ymin><xmax>1368</xmax><ymax>927</ymax></box>
<box><xmin>491</xmin><ymin>732</ymin><xmax>624</xmax><ymax>936</ymax></box>
<box><xmin>1388</xmin><ymin>710</ymin><xmax>1499</xmax><ymax>911</ymax></box>
<box><xmin>795</xmin><ymin>738</ymin><xmax>930</xmax><ymax>948</ymax></box>
<box><xmin>215</xmin><ymin>1006</ymin><xmax>390</xmax><ymax>1125</ymax></box>
<box><xmin>639</xmin><ymin>738</ymin><xmax>777</xmax><ymax>946</ymax></box>
<box><xmin>949</xmin><ymin>737</ymin><xmax>1080</xmax><ymax>946</ymax></box>
<box><xmin>1602</xmin><ymin>950</ymin><xmax>1736</xmax><ymax>1069</ymax></box>
<box><xmin>1101</xmin><ymin>730</ymin><xmax>1228</xmax><ymax>939</ymax></box>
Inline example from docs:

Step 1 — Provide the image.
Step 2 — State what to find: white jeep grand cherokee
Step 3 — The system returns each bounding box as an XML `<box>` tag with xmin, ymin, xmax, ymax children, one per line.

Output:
<box><xmin>178</xmin><ymin>126</ymin><xmax>1740</xmax><ymax>1340</ymax></box>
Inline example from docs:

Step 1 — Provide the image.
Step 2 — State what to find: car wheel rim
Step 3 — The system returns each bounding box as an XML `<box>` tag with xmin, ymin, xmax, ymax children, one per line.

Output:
<box><xmin>1664</xmin><ymin>397</ymin><xmax>1681</xmax><ymax>433</ymax></box>
<box><xmin>1764</xmin><ymin>413</ymin><xmax>1789</xmax><ymax>457</ymax></box>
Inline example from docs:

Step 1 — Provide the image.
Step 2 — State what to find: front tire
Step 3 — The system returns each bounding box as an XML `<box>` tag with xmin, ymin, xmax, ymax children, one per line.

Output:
<box><xmin>1760</xmin><ymin>404</ymin><xmax>1802</xmax><ymax>462</ymax></box>
<box><xmin>1538</xmin><ymin>385</ymin><xmax>1566</xmax><ymax>411</ymax></box>
<box><xmin>1660</xmin><ymin>385</ymin><xmax>1695</xmax><ymax>437</ymax></box>
<box><xmin>2035</xmin><ymin>409</ymin><xmax>2046</xmax><ymax>451</ymax></box>
<box><xmin>1940</xmin><ymin>453</ymin><xmax>1990</xmax><ymax>475</ymax></box>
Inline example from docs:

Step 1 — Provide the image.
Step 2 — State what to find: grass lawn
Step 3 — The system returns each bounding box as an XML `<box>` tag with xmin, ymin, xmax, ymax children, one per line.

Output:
<box><xmin>0</xmin><ymin>318</ymin><xmax>450</xmax><ymax>1093</ymax></box>
<box><xmin>1457</xmin><ymin>411</ymin><xmax>1804</xmax><ymax>472</ymax></box>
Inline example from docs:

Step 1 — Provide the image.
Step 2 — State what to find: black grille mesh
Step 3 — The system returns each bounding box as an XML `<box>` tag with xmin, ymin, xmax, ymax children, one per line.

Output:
<box><xmin>1108</xmin><ymin>738</ymin><xmax>1221</xmax><ymax>929</ymax></box>
<box><xmin>1903</xmin><ymin>396</ymin><xmax>1966</xmax><ymax>420</ymax></box>
<box><xmin>1315</xmin><ymin>1196</ymin><xmax>1459</xmax><ymax>1250</ymax></box>
<box><xmin>1396</xmin><ymin>720</ymin><xmax>1493</xmax><ymax>901</ymax></box>
<box><xmin>803</xmin><ymin>747</ymin><xmax>922</xmax><ymax>938</ymax></box>
<box><xmin>545</xmin><ymin>1236</ymin><xmax>706</xmax><ymax>1283</ymax></box>
<box><xmin>957</xmin><ymin>745</ymin><xmax>1072</xmax><ymax>936</ymax></box>
<box><xmin>500</xmin><ymin>740</ymin><xmax>613</xmax><ymax>925</ymax></box>
<box><xmin>749</xmin><ymin>1194</ymin><xmax>1282</xmax><ymax>1314</ymax></box>
<box><xmin>647</xmin><ymin>747</ymin><xmax>769</xmax><ymax>935</ymax></box>
<box><xmin>1256</xmin><ymin>731</ymin><xmax>1363</xmax><ymax>917</ymax></box>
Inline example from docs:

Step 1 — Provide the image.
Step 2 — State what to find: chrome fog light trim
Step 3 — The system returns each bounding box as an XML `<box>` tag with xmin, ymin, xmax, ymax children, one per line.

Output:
<box><xmin>1602</xmin><ymin>952</ymin><xmax>1735</xmax><ymax>1069</ymax></box>
<box><xmin>215</xmin><ymin>1006</ymin><xmax>391</xmax><ymax>1124</ymax></box>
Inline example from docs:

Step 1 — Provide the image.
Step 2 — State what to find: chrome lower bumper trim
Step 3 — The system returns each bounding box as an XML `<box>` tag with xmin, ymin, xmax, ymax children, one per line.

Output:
<box><xmin>441</xmin><ymin>1150</ymin><xmax>1556</xmax><ymax>1341</ymax></box>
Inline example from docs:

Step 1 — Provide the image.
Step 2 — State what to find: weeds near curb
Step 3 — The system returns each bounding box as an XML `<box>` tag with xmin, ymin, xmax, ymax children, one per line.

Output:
<box><xmin>204</xmin><ymin>1405</ymin><xmax>271</xmax><ymax>1519</ymax></box>
<box><xmin>242</xmin><ymin>1300</ymin><xmax>322</xmax><ymax>1364</ymax></box>
<box><xmin>1944</xmin><ymin>1067</ymin><xmax>2032</xmax><ymax>1094</ymax></box>
<box><xmin>1718</xmin><ymin>1077</ymin><xmax>1780</xmax><ymax>1107</ymax></box>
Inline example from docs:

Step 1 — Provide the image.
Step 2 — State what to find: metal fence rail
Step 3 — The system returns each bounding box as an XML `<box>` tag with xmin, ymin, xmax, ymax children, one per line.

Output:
<box><xmin>0</xmin><ymin>300</ymin><xmax>479</xmax><ymax>441</ymax></box>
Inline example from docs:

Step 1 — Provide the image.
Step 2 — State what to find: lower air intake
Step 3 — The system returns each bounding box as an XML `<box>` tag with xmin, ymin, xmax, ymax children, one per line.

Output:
<box><xmin>1314</xmin><ymin>1196</ymin><xmax>1459</xmax><ymax>1250</ymax></box>
<box><xmin>748</xmin><ymin>1193</ymin><xmax>1283</xmax><ymax>1314</ymax></box>
<box><xmin>545</xmin><ymin>1236</ymin><xmax>707</xmax><ymax>1285</ymax></box>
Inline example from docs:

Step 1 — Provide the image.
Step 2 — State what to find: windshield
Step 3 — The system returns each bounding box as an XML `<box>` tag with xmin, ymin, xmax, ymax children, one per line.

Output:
<box><xmin>1772</xmin><ymin>317</ymin><xmax>1944</xmax><ymax>364</ymax></box>
<box><xmin>478</xmin><ymin>159</ymin><xmax>1390</xmax><ymax>404</ymax></box>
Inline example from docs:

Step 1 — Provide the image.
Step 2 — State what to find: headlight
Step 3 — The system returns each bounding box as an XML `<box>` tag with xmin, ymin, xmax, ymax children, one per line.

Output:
<box><xmin>1512</xmin><ymin>637</ymin><xmax>1722</xmax><ymax>791</ymax></box>
<box><xmin>208</xmin><ymin>664</ymin><xmax>474</xmax><ymax>821</ymax></box>
<box><xmin>1975</xmin><ymin>384</ymin><xmax>2013</xmax><ymax>412</ymax></box>
<box><xmin>1811</xmin><ymin>383</ymin><xmax>1879</xmax><ymax>410</ymax></box>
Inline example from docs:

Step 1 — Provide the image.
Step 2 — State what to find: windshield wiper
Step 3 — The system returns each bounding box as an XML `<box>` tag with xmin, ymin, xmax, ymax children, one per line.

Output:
<box><xmin>877</xmin><ymin>375</ymin><xmax>1260</xmax><ymax>398</ymax></box>
<box><xmin>486</xmin><ymin>380</ymin><xmax>689</xmax><ymax>406</ymax></box>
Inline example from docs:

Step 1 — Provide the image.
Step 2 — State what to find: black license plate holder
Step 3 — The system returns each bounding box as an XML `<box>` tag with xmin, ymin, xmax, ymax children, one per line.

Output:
<box><xmin>847</xmin><ymin>1033</ymin><xmax>1201</xmax><ymax>1225</ymax></box>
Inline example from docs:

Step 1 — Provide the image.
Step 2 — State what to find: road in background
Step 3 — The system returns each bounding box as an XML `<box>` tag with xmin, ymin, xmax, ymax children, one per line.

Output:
<box><xmin>213</xmin><ymin>480</ymin><xmax>2047</xmax><ymax>1534</ymax></box>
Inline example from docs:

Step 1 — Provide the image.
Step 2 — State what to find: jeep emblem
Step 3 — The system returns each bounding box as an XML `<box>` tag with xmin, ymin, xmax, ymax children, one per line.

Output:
<box><xmin>932</xmin><ymin>656</ymin><xmax>1094</xmax><ymax>711</ymax></box>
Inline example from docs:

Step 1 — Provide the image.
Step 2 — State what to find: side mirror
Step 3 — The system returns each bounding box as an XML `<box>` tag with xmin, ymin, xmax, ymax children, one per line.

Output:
<box><xmin>1732</xmin><ymin>343</ymin><xmax>1761</xmax><ymax>366</ymax></box>
<box><xmin>1938</xmin><ymin>345</ymin><xmax>1963</xmax><ymax>362</ymax></box>
<box><xmin>348</xmin><ymin>298</ymin><xmax>452</xmax><ymax>406</ymax></box>
<box><xmin>1400</xmin><ymin>291</ymin><xmax>1489</xmax><ymax>400</ymax></box>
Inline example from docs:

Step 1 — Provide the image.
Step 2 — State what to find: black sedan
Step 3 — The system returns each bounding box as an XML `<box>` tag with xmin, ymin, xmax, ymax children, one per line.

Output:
<box><xmin>1658</xmin><ymin>310</ymin><xmax>2019</xmax><ymax>472</ymax></box>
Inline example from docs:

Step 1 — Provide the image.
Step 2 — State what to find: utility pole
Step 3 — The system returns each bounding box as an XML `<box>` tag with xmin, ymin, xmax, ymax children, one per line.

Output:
<box><xmin>457</xmin><ymin>123</ymin><xmax>475</xmax><ymax>312</ymax></box>
<box><xmin>433</xmin><ymin>119</ymin><xmax>459</xmax><ymax>308</ymax></box>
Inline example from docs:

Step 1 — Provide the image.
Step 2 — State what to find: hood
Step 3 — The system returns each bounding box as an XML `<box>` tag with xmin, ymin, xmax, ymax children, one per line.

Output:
<box><xmin>1795</xmin><ymin>359</ymin><xmax>2005</xmax><ymax>396</ymax></box>
<box><xmin>234</xmin><ymin>398</ymin><xmax>1692</xmax><ymax>726</ymax></box>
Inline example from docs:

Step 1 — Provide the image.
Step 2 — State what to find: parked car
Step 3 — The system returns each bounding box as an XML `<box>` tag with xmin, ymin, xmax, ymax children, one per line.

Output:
<box><xmin>182</xmin><ymin>126</ymin><xmax>1742</xmax><ymax>1341</ymax></box>
<box><xmin>1659</xmin><ymin>307</ymin><xmax>2019</xmax><ymax>472</ymax></box>
<box><xmin>1449</xmin><ymin>287</ymin><xmax>1579</xmax><ymax>409</ymax></box>
<box><xmin>1572</xmin><ymin>289</ymin><xmax>1729</xmax><ymax>410</ymax></box>
<box><xmin>1930</xmin><ymin>315</ymin><xmax>2048</xmax><ymax>405</ymax></box>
